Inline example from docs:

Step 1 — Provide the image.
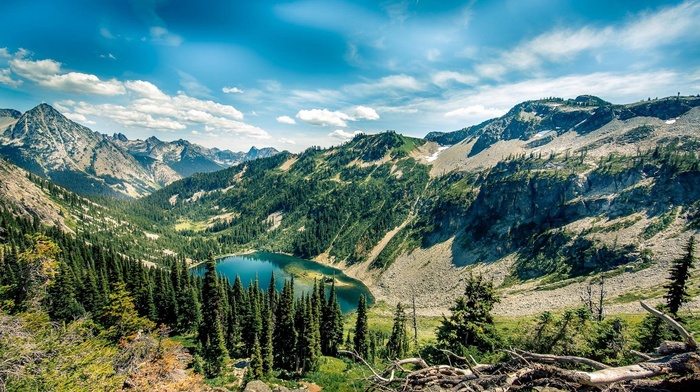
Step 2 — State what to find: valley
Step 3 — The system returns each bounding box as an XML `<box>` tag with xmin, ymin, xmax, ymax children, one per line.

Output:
<box><xmin>1</xmin><ymin>95</ymin><xmax>699</xmax><ymax>391</ymax></box>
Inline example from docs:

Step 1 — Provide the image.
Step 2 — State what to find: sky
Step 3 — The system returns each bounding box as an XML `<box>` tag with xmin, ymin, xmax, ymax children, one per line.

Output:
<box><xmin>1</xmin><ymin>0</ymin><xmax>699</xmax><ymax>153</ymax></box>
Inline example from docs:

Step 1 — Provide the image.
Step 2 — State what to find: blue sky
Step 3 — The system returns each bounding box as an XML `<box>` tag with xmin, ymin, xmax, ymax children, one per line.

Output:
<box><xmin>1</xmin><ymin>0</ymin><xmax>699</xmax><ymax>152</ymax></box>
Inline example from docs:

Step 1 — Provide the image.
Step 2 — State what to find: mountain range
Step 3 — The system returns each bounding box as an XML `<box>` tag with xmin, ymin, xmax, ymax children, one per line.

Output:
<box><xmin>0</xmin><ymin>103</ymin><xmax>278</xmax><ymax>198</ymax></box>
<box><xmin>1</xmin><ymin>95</ymin><xmax>699</xmax><ymax>317</ymax></box>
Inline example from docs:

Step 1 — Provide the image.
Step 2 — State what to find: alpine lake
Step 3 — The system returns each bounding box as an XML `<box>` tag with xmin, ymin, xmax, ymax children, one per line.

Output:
<box><xmin>191</xmin><ymin>251</ymin><xmax>374</xmax><ymax>313</ymax></box>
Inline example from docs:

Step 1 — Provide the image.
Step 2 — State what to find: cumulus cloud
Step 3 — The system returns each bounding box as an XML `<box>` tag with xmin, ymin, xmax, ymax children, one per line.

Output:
<box><xmin>329</xmin><ymin>130</ymin><xmax>363</xmax><ymax>140</ymax></box>
<box><xmin>296</xmin><ymin>109</ymin><xmax>353</xmax><ymax>127</ymax></box>
<box><xmin>222</xmin><ymin>86</ymin><xmax>244</xmax><ymax>94</ymax></box>
<box><xmin>0</xmin><ymin>48</ymin><xmax>10</xmax><ymax>58</ymax></box>
<box><xmin>353</xmin><ymin>106</ymin><xmax>379</xmax><ymax>120</ymax></box>
<box><xmin>276</xmin><ymin>115</ymin><xmax>296</xmax><ymax>125</ymax></box>
<box><xmin>9</xmin><ymin>53</ymin><xmax>125</xmax><ymax>96</ymax></box>
<box><xmin>0</xmin><ymin>68</ymin><xmax>22</xmax><ymax>87</ymax></box>
<box><xmin>445</xmin><ymin>105</ymin><xmax>506</xmax><ymax>118</ymax></box>
<box><xmin>125</xmin><ymin>80</ymin><xmax>169</xmax><ymax>100</ymax></box>
<box><xmin>62</xmin><ymin>112</ymin><xmax>95</xmax><ymax>125</ymax></box>
<box><xmin>296</xmin><ymin>106</ymin><xmax>380</xmax><ymax>127</ymax></box>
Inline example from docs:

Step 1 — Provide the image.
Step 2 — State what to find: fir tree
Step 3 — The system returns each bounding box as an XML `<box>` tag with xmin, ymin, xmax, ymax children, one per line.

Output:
<box><xmin>386</xmin><ymin>302</ymin><xmax>409</xmax><ymax>359</ymax></box>
<box><xmin>274</xmin><ymin>279</ymin><xmax>297</xmax><ymax>371</ymax></box>
<box><xmin>261</xmin><ymin>297</ymin><xmax>274</xmax><ymax>376</ymax></box>
<box><xmin>249</xmin><ymin>337</ymin><xmax>264</xmax><ymax>380</ymax></box>
<box><xmin>664</xmin><ymin>236</ymin><xmax>696</xmax><ymax>315</ymax></box>
<box><xmin>436</xmin><ymin>273</ymin><xmax>501</xmax><ymax>354</ymax></box>
<box><xmin>45</xmin><ymin>261</ymin><xmax>85</xmax><ymax>323</ymax></box>
<box><xmin>321</xmin><ymin>280</ymin><xmax>343</xmax><ymax>356</ymax></box>
<box><xmin>353</xmin><ymin>294</ymin><xmax>369</xmax><ymax>358</ymax></box>
<box><xmin>197</xmin><ymin>255</ymin><xmax>228</xmax><ymax>378</ymax></box>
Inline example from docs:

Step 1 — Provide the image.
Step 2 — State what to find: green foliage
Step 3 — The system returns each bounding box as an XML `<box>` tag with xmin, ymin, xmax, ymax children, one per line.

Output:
<box><xmin>664</xmin><ymin>236</ymin><xmax>696</xmax><ymax>315</ymax></box>
<box><xmin>198</xmin><ymin>255</ymin><xmax>229</xmax><ymax>378</ymax></box>
<box><xmin>100</xmin><ymin>281</ymin><xmax>155</xmax><ymax>342</ymax></box>
<box><xmin>353</xmin><ymin>294</ymin><xmax>369</xmax><ymax>358</ymax></box>
<box><xmin>436</xmin><ymin>274</ymin><xmax>501</xmax><ymax>355</ymax></box>
<box><xmin>385</xmin><ymin>302</ymin><xmax>410</xmax><ymax>359</ymax></box>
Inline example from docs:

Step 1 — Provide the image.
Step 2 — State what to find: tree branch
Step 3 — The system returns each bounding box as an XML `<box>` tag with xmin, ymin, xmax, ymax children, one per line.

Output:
<box><xmin>640</xmin><ymin>301</ymin><xmax>698</xmax><ymax>349</ymax></box>
<box><xmin>514</xmin><ymin>349</ymin><xmax>611</xmax><ymax>370</ymax></box>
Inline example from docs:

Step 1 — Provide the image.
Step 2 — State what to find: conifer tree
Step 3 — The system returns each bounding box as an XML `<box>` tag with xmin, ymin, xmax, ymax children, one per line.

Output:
<box><xmin>664</xmin><ymin>236</ymin><xmax>696</xmax><ymax>315</ymax></box>
<box><xmin>386</xmin><ymin>302</ymin><xmax>410</xmax><ymax>359</ymax></box>
<box><xmin>274</xmin><ymin>279</ymin><xmax>297</xmax><ymax>371</ymax></box>
<box><xmin>101</xmin><ymin>281</ymin><xmax>155</xmax><ymax>342</ymax></box>
<box><xmin>198</xmin><ymin>255</ymin><xmax>228</xmax><ymax>378</ymax></box>
<box><xmin>353</xmin><ymin>294</ymin><xmax>369</xmax><ymax>358</ymax></box>
<box><xmin>249</xmin><ymin>337</ymin><xmax>264</xmax><ymax>380</ymax></box>
<box><xmin>436</xmin><ymin>273</ymin><xmax>501</xmax><ymax>354</ymax></box>
<box><xmin>321</xmin><ymin>280</ymin><xmax>343</xmax><ymax>356</ymax></box>
<box><xmin>45</xmin><ymin>261</ymin><xmax>85</xmax><ymax>322</ymax></box>
<box><xmin>261</xmin><ymin>297</ymin><xmax>274</xmax><ymax>376</ymax></box>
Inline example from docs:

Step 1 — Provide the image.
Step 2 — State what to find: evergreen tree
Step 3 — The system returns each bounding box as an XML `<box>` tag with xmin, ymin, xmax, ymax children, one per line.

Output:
<box><xmin>260</xmin><ymin>297</ymin><xmax>274</xmax><ymax>376</ymax></box>
<box><xmin>386</xmin><ymin>302</ymin><xmax>409</xmax><ymax>359</ymax></box>
<box><xmin>321</xmin><ymin>280</ymin><xmax>343</xmax><ymax>356</ymax></box>
<box><xmin>636</xmin><ymin>304</ymin><xmax>677</xmax><ymax>352</ymax></box>
<box><xmin>100</xmin><ymin>281</ymin><xmax>155</xmax><ymax>342</ymax></box>
<box><xmin>296</xmin><ymin>294</ymin><xmax>320</xmax><ymax>373</ymax></box>
<box><xmin>274</xmin><ymin>279</ymin><xmax>297</xmax><ymax>371</ymax></box>
<box><xmin>45</xmin><ymin>261</ymin><xmax>85</xmax><ymax>323</ymax></box>
<box><xmin>664</xmin><ymin>236</ymin><xmax>696</xmax><ymax>315</ymax></box>
<box><xmin>249</xmin><ymin>337</ymin><xmax>264</xmax><ymax>380</ymax></box>
<box><xmin>353</xmin><ymin>294</ymin><xmax>369</xmax><ymax>358</ymax></box>
<box><xmin>436</xmin><ymin>274</ymin><xmax>501</xmax><ymax>354</ymax></box>
<box><xmin>198</xmin><ymin>255</ymin><xmax>228</xmax><ymax>378</ymax></box>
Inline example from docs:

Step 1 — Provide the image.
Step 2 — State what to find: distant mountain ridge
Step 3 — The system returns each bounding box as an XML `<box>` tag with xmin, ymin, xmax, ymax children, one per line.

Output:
<box><xmin>0</xmin><ymin>103</ymin><xmax>279</xmax><ymax>198</ymax></box>
<box><xmin>110</xmin><ymin>133</ymin><xmax>278</xmax><ymax>178</ymax></box>
<box><xmin>426</xmin><ymin>95</ymin><xmax>700</xmax><ymax>155</ymax></box>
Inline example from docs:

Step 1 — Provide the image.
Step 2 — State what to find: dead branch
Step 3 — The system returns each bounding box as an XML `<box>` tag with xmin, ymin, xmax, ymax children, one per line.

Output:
<box><xmin>514</xmin><ymin>348</ymin><xmax>611</xmax><ymax>370</ymax></box>
<box><xmin>640</xmin><ymin>301</ymin><xmax>698</xmax><ymax>349</ymax></box>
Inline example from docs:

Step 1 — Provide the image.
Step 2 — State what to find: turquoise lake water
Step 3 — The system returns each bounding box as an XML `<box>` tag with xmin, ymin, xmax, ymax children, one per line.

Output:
<box><xmin>191</xmin><ymin>251</ymin><xmax>374</xmax><ymax>313</ymax></box>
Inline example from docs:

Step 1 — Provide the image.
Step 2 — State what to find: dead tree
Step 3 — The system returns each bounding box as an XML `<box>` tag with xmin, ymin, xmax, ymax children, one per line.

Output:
<box><xmin>343</xmin><ymin>301</ymin><xmax>700</xmax><ymax>391</ymax></box>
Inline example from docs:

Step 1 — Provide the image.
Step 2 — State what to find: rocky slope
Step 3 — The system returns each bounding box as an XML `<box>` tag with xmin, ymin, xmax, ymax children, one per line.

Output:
<box><xmin>111</xmin><ymin>134</ymin><xmax>278</xmax><ymax>178</ymax></box>
<box><xmin>0</xmin><ymin>103</ymin><xmax>279</xmax><ymax>198</ymax></box>
<box><xmin>1</xmin><ymin>103</ymin><xmax>159</xmax><ymax>198</ymax></box>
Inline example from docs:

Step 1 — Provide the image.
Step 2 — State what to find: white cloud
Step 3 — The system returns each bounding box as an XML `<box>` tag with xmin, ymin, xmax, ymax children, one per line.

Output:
<box><xmin>0</xmin><ymin>68</ymin><xmax>22</xmax><ymax>87</ymax></box>
<box><xmin>9</xmin><ymin>57</ymin><xmax>62</xmax><ymax>81</ymax></box>
<box><xmin>345</xmin><ymin>74</ymin><xmax>424</xmax><ymax>96</ymax></box>
<box><xmin>445</xmin><ymin>105</ymin><xmax>506</xmax><ymax>118</ymax></box>
<box><xmin>475</xmin><ymin>1</ymin><xmax>700</xmax><ymax>78</ymax></box>
<box><xmin>276</xmin><ymin>115</ymin><xmax>296</xmax><ymax>125</ymax></box>
<box><xmin>149</xmin><ymin>26</ymin><xmax>182</xmax><ymax>46</ymax></box>
<box><xmin>432</xmin><ymin>71</ymin><xmax>478</xmax><ymax>87</ymax></box>
<box><xmin>296</xmin><ymin>109</ymin><xmax>353</xmax><ymax>127</ymax></box>
<box><xmin>9</xmin><ymin>54</ymin><xmax>125</xmax><ymax>96</ymax></box>
<box><xmin>125</xmin><ymin>80</ymin><xmax>169</xmax><ymax>100</ymax></box>
<box><xmin>353</xmin><ymin>106</ymin><xmax>380</xmax><ymax>120</ymax></box>
<box><xmin>277</xmin><ymin>137</ymin><xmax>296</xmax><ymax>145</ymax></box>
<box><xmin>37</xmin><ymin>72</ymin><xmax>126</xmax><ymax>96</ymax></box>
<box><xmin>329</xmin><ymin>130</ymin><xmax>363</xmax><ymax>140</ymax></box>
<box><xmin>62</xmin><ymin>112</ymin><xmax>95</xmax><ymax>125</ymax></box>
<box><xmin>0</xmin><ymin>48</ymin><xmax>10</xmax><ymax>58</ymax></box>
<box><xmin>621</xmin><ymin>0</ymin><xmax>700</xmax><ymax>49</ymax></box>
<box><xmin>222</xmin><ymin>86</ymin><xmax>244</xmax><ymax>94</ymax></box>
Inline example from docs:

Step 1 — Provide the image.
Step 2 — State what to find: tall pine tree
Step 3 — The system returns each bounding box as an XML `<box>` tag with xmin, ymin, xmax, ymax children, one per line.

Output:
<box><xmin>321</xmin><ymin>279</ymin><xmax>343</xmax><ymax>356</ymax></box>
<box><xmin>198</xmin><ymin>255</ymin><xmax>229</xmax><ymax>378</ymax></box>
<box><xmin>353</xmin><ymin>294</ymin><xmax>369</xmax><ymax>358</ymax></box>
<box><xmin>274</xmin><ymin>279</ymin><xmax>297</xmax><ymax>371</ymax></box>
<box><xmin>664</xmin><ymin>236</ymin><xmax>696</xmax><ymax>315</ymax></box>
<box><xmin>386</xmin><ymin>302</ymin><xmax>409</xmax><ymax>359</ymax></box>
